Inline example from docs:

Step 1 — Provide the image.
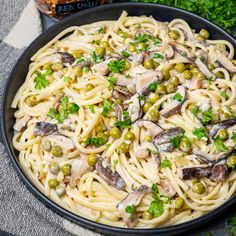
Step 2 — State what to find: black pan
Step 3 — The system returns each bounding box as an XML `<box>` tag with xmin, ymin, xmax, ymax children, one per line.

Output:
<box><xmin>1</xmin><ymin>3</ymin><xmax>236</xmax><ymax>236</ymax></box>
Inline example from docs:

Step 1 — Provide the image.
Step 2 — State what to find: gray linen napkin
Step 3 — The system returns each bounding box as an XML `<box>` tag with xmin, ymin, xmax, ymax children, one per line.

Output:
<box><xmin>0</xmin><ymin>1</ymin><xmax>99</xmax><ymax>236</ymax></box>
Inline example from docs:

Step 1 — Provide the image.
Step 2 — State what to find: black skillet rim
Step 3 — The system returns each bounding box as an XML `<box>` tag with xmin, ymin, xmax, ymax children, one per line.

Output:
<box><xmin>1</xmin><ymin>2</ymin><xmax>236</xmax><ymax>235</ymax></box>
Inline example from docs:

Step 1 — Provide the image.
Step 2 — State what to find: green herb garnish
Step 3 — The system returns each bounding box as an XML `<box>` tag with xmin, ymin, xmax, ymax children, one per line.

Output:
<box><xmin>125</xmin><ymin>204</ymin><xmax>136</xmax><ymax>215</ymax></box>
<box><xmin>161</xmin><ymin>159</ymin><xmax>172</xmax><ymax>168</ymax></box>
<box><xmin>192</xmin><ymin>127</ymin><xmax>207</xmax><ymax>139</ymax></box>
<box><xmin>114</xmin><ymin>119</ymin><xmax>132</xmax><ymax>128</ymax></box>
<box><xmin>170</xmin><ymin>136</ymin><xmax>181</xmax><ymax>148</ymax></box>
<box><xmin>148</xmin><ymin>83</ymin><xmax>157</xmax><ymax>92</ymax></box>
<box><xmin>214</xmin><ymin>140</ymin><xmax>228</xmax><ymax>152</ymax></box>
<box><xmin>172</xmin><ymin>92</ymin><xmax>183</xmax><ymax>102</ymax></box>
<box><xmin>91</xmin><ymin>51</ymin><xmax>102</xmax><ymax>63</ymax></box>
<box><xmin>153</xmin><ymin>52</ymin><xmax>164</xmax><ymax>60</ymax></box>
<box><xmin>107</xmin><ymin>76</ymin><xmax>117</xmax><ymax>89</ymax></box>
<box><xmin>201</xmin><ymin>109</ymin><xmax>213</xmax><ymax>124</ymax></box>
<box><xmin>84</xmin><ymin>137</ymin><xmax>103</xmax><ymax>147</ymax></box>
<box><xmin>34</xmin><ymin>70</ymin><xmax>51</xmax><ymax>90</ymax></box>
<box><xmin>220</xmin><ymin>91</ymin><xmax>228</xmax><ymax>99</ymax></box>
<box><xmin>121</xmin><ymin>50</ymin><xmax>130</xmax><ymax>58</ymax></box>
<box><xmin>102</xmin><ymin>99</ymin><xmax>112</xmax><ymax>117</ymax></box>
<box><xmin>107</xmin><ymin>59</ymin><xmax>126</xmax><ymax>73</ymax></box>
<box><xmin>88</xmin><ymin>104</ymin><xmax>95</xmax><ymax>113</ymax></box>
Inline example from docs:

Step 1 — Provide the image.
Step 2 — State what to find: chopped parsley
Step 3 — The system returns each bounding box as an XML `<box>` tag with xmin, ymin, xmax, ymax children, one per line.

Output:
<box><xmin>220</xmin><ymin>91</ymin><xmax>228</xmax><ymax>99</ymax></box>
<box><xmin>199</xmin><ymin>55</ymin><xmax>205</xmax><ymax>62</ymax></box>
<box><xmin>84</xmin><ymin>137</ymin><xmax>103</xmax><ymax>147</ymax></box>
<box><xmin>125</xmin><ymin>204</ymin><xmax>136</xmax><ymax>215</ymax></box>
<box><xmin>153</xmin><ymin>52</ymin><xmax>164</xmax><ymax>60</ymax></box>
<box><xmin>214</xmin><ymin>140</ymin><xmax>228</xmax><ymax>152</ymax></box>
<box><xmin>161</xmin><ymin>159</ymin><xmax>172</xmax><ymax>168</ymax></box>
<box><xmin>102</xmin><ymin>99</ymin><xmax>112</xmax><ymax>117</ymax></box>
<box><xmin>192</xmin><ymin>127</ymin><xmax>207</xmax><ymax>139</ymax></box>
<box><xmin>123</xmin><ymin>110</ymin><xmax>129</xmax><ymax>119</ymax></box>
<box><xmin>151</xmin><ymin>183</ymin><xmax>159</xmax><ymax>193</ymax></box>
<box><xmin>170</xmin><ymin>136</ymin><xmax>181</xmax><ymax>148</ymax></box>
<box><xmin>114</xmin><ymin>119</ymin><xmax>132</xmax><ymax>128</ymax></box>
<box><xmin>171</xmin><ymin>92</ymin><xmax>183</xmax><ymax>102</ymax></box>
<box><xmin>98</xmin><ymin>27</ymin><xmax>105</xmax><ymax>34</ymax></box>
<box><xmin>231</xmin><ymin>132</ymin><xmax>236</xmax><ymax>141</ymax></box>
<box><xmin>34</xmin><ymin>70</ymin><xmax>51</xmax><ymax>90</ymax></box>
<box><xmin>201</xmin><ymin>109</ymin><xmax>213</xmax><ymax>124</ymax></box>
<box><xmin>107</xmin><ymin>59</ymin><xmax>126</xmax><ymax>73</ymax></box>
<box><xmin>138</xmin><ymin>95</ymin><xmax>146</xmax><ymax>101</ymax></box>
<box><xmin>91</xmin><ymin>51</ymin><xmax>102</xmax><ymax>63</ymax></box>
<box><xmin>88</xmin><ymin>104</ymin><xmax>95</xmax><ymax>113</ymax></box>
<box><xmin>148</xmin><ymin>83</ymin><xmax>157</xmax><ymax>92</ymax></box>
<box><xmin>121</xmin><ymin>50</ymin><xmax>130</xmax><ymax>58</ymax></box>
<box><xmin>147</xmin><ymin>34</ymin><xmax>162</xmax><ymax>46</ymax></box>
<box><xmin>148</xmin><ymin>195</ymin><xmax>164</xmax><ymax>218</ymax></box>
<box><xmin>107</xmin><ymin>76</ymin><xmax>117</xmax><ymax>89</ymax></box>
<box><xmin>69</xmin><ymin>103</ymin><xmax>80</xmax><ymax>114</ymax></box>
<box><xmin>76</xmin><ymin>55</ymin><xmax>85</xmax><ymax>64</ymax></box>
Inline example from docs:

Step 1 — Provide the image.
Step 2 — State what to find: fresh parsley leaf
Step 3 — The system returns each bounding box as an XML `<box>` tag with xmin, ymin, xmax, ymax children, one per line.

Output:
<box><xmin>135</xmin><ymin>23</ymin><xmax>141</xmax><ymax>29</ymax></box>
<box><xmin>161</xmin><ymin>159</ymin><xmax>171</xmax><ymax>168</ymax></box>
<box><xmin>121</xmin><ymin>50</ymin><xmax>130</xmax><ymax>58</ymax></box>
<box><xmin>214</xmin><ymin>140</ymin><xmax>228</xmax><ymax>152</ymax></box>
<box><xmin>220</xmin><ymin>91</ymin><xmax>228</xmax><ymax>99</ymax></box>
<box><xmin>98</xmin><ymin>27</ymin><xmax>105</xmax><ymax>34</ymax></box>
<box><xmin>199</xmin><ymin>55</ymin><xmax>205</xmax><ymax>62</ymax></box>
<box><xmin>160</xmin><ymin>195</ymin><xmax>172</xmax><ymax>204</ymax></box>
<box><xmin>201</xmin><ymin>109</ymin><xmax>213</xmax><ymax>124</ymax></box>
<box><xmin>123</xmin><ymin>110</ymin><xmax>129</xmax><ymax>119</ymax></box>
<box><xmin>102</xmin><ymin>99</ymin><xmax>112</xmax><ymax>117</ymax></box>
<box><xmin>134</xmin><ymin>34</ymin><xmax>148</xmax><ymax>43</ymax></box>
<box><xmin>34</xmin><ymin>71</ymin><xmax>49</xmax><ymax>90</ymax></box>
<box><xmin>171</xmin><ymin>92</ymin><xmax>183</xmax><ymax>102</ymax></box>
<box><xmin>91</xmin><ymin>51</ymin><xmax>102</xmax><ymax>63</ymax></box>
<box><xmin>69</xmin><ymin>103</ymin><xmax>80</xmax><ymax>114</ymax></box>
<box><xmin>64</xmin><ymin>76</ymin><xmax>72</xmax><ymax>82</ymax></box>
<box><xmin>138</xmin><ymin>95</ymin><xmax>146</xmax><ymax>101</ymax></box>
<box><xmin>125</xmin><ymin>204</ymin><xmax>136</xmax><ymax>215</ymax></box>
<box><xmin>107</xmin><ymin>76</ymin><xmax>117</xmax><ymax>89</ymax></box>
<box><xmin>148</xmin><ymin>83</ymin><xmax>157</xmax><ymax>92</ymax></box>
<box><xmin>170</xmin><ymin>136</ymin><xmax>181</xmax><ymax>148</ymax></box>
<box><xmin>107</xmin><ymin>59</ymin><xmax>126</xmax><ymax>73</ymax></box>
<box><xmin>192</xmin><ymin>127</ymin><xmax>207</xmax><ymax>139</ymax></box>
<box><xmin>231</xmin><ymin>132</ymin><xmax>236</xmax><ymax>141</ymax></box>
<box><xmin>148</xmin><ymin>197</ymin><xmax>164</xmax><ymax>218</ymax></box>
<box><xmin>84</xmin><ymin>137</ymin><xmax>103</xmax><ymax>147</ymax></box>
<box><xmin>147</xmin><ymin>34</ymin><xmax>162</xmax><ymax>45</ymax></box>
<box><xmin>76</xmin><ymin>55</ymin><xmax>85</xmax><ymax>64</ymax></box>
<box><xmin>47</xmin><ymin>108</ymin><xmax>59</xmax><ymax>120</ymax></box>
<box><xmin>151</xmin><ymin>184</ymin><xmax>159</xmax><ymax>193</ymax></box>
<box><xmin>153</xmin><ymin>52</ymin><xmax>164</xmax><ymax>60</ymax></box>
<box><xmin>88</xmin><ymin>104</ymin><xmax>95</xmax><ymax>113</ymax></box>
<box><xmin>114</xmin><ymin>119</ymin><xmax>132</xmax><ymax>128</ymax></box>
<box><xmin>113</xmin><ymin>159</ymin><xmax>118</xmax><ymax>169</ymax></box>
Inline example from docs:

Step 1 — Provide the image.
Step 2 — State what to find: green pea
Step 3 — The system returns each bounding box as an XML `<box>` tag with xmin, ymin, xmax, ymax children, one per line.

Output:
<box><xmin>179</xmin><ymin>139</ymin><xmax>191</xmax><ymax>153</ymax></box>
<box><xmin>97</xmin><ymin>132</ymin><xmax>108</xmax><ymax>144</ymax></box>
<box><xmin>188</xmin><ymin>104</ymin><xmax>199</xmax><ymax>114</ymax></box>
<box><xmin>221</xmin><ymin>112</ymin><xmax>230</xmax><ymax>120</ymax></box>
<box><xmin>196</xmin><ymin>35</ymin><xmax>204</xmax><ymax>41</ymax></box>
<box><xmin>191</xmin><ymin>67</ymin><xmax>200</xmax><ymax>75</ymax></box>
<box><xmin>137</xmin><ymin>42</ymin><xmax>146</xmax><ymax>51</ymax></box>
<box><xmin>124</xmin><ymin>131</ymin><xmax>135</xmax><ymax>141</ymax></box>
<box><xmin>156</xmin><ymin>84</ymin><xmax>166</xmax><ymax>95</ymax></box>
<box><xmin>169</xmin><ymin>30</ymin><xmax>180</xmax><ymax>40</ymax></box>
<box><xmin>101</xmin><ymin>41</ymin><xmax>109</xmax><ymax>48</ymax></box>
<box><xmin>144</xmin><ymin>59</ymin><xmax>154</xmax><ymax>69</ymax></box>
<box><xmin>128</xmin><ymin>44</ymin><xmax>136</xmax><ymax>52</ymax></box>
<box><xmin>71</xmin><ymin>50</ymin><xmax>83</xmax><ymax>58</ymax></box>
<box><xmin>61</xmin><ymin>164</ymin><xmax>71</xmax><ymax>176</ymax></box>
<box><xmin>199</xmin><ymin>29</ymin><xmax>210</xmax><ymax>39</ymax></box>
<box><xmin>119</xmin><ymin>142</ymin><xmax>129</xmax><ymax>154</ymax></box>
<box><xmin>51</xmin><ymin>145</ymin><xmax>63</xmax><ymax>157</ymax></box>
<box><xmin>208</xmin><ymin>63</ymin><xmax>215</xmax><ymax>71</ymax></box>
<box><xmin>26</xmin><ymin>95</ymin><xmax>38</xmax><ymax>107</ymax></box>
<box><xmin>144</xmin><ymin>135</ymin><xmax>152</xmax><ymax>142</ymax></box>
<box><xmin>110</xmin><ymin>127</ymin><xmax>121</xmax><ymax>139</ymax></box>
<box><xmin>212</xmin><ymin>113</ymin><xmax>219</xmax><ymax>123</ymax></box>
<box><xmin>55</xmin><ymin>185</ymin><xmax>65</xmax><ymax>197</ymax></box>
<box><xmin>106</xmin><ymin>47</ymin><xmax>114</xmax><ymax>55</ymax></box>
<box><xmin>196</xmin><ymin>72</ymin><xmax>205</xmax><ymax>80</ymax></box>
<box><xmin>43</xmin><ymin>62</ymin><xmax>52</xmax><ymax>70</ymax></box>
<box><xmin>217</xmin><ymin>43</ymin><xmax>226</xmax><ymax>51</ymax></box>
<box><xmin>175</xmin><ymin>197</ymin><xmax>184</xmax><ymax>209</ymax></box>
<box><xmin>109</xmin><ymin>116</ymin><xmax>118</xmax><ymax>127</ymax></box>
<box><xmin>215</xmin><ymin>71</ymin><xmax>224</xmax><ymax>78</ymax></box>
<box><xmin>166</xmin><ymin>83</ymin><xmax>176</xmax><ymax>93</ymax></box>
<box><xmin>188</xmin><ymin>64</ymin><xmax>195</xmax><ymax>70</ymax></box>
<box><xmin>175</xmin><ymin>63</ymin><xmax>185</xmax><ymax>73</ymax></box>
<box><xmin>48</xmin><ymin>178</ymin><xmax>59</xmax><ymax>189</ymax></box>
<box><xmin>149</xmin><ymin>109</ymin><xmax>159</xmax><ymax>122</ymax></box>
<box><xmin>217</xmin><ymin>129</ymin><xmax>228</xmax><ymax>140</ymax></box>
<box><xmin>52</xmin><ymin>62</ymin><xmax>63</xmax><ymax>72</ymax></box>
<box><xmin>227</xmin><ymin>155</ymin><xmax>236</xmax><ymax>167</ymax></box>
<box><xmin>183</xmin><ymin>70</ymin><xmax>192</xmax><ymax>80</ymax></box>
<box><xmin>170</xmin><ymin>76</ymin><xmax>179</xmax><ymax>86</ymax></box>
<box><xmin>124</xmin><ymin>60</ymin><xmax>131</xmax><ymax>70</ymax></box>
<box><xmin>163</xmin><ymin>68</ymin><xmax>170</xmax><ymax>80</ymax></box>
<box><xmin>48</xmin><ymin>162</ymin><xmax>60</xmax><ymax>175</ymax></box>
<box><xmin>74</xmin><ymin>65</ymin><xmax>83</xmax><ymax>77</ymax></box>
<box><xmin>96</xmin><ymin>124</ymin><xmax>106</xmax><ymax>133</ymax></box>
<box><xmin>192</xmin><ymin>178</ymin><xmax>199</xmax><ymax>184</ymax></box>
<box><xmin>95</xmin><ymin>47</ymin><xmax>105</xmax><ymax>57</ymax></box>
<box><xmin>143</xmin><ymin>102</ymin><xmax>152</xmax><ymax>113</ymax></box>
<box><xmin>142</xmin><ymin>211</ymin><xmax>153</xmax><ymax>220</ymax></box>
<box><xmin>148</xmin><ymin>93</ymin><xmax>159</xmax><ymax>104</ymax></box>
<box><xmin>193</xmin><ymin>182</ymin><xmax>205</xmax><ymax>194</ymax></box>
<box><xmin>86</xmin><ymin>83</ymin><xmax>94</xmax><ymax>91</ymax></box>
<box><xmin>87</xmin><ymin>154</ymin><xmax>98</xmax><ymax>166</ymax></box>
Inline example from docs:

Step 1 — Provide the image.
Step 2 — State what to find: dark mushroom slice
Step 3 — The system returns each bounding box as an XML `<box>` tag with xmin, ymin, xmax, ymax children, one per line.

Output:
<box><xmin>209</xmin><ymin>160</ymin><xmax>228</xmax><ymax>183</ymax></box>
<box><xmin>34</xmin><ymin>122</ymin><xmax>58</xmax><ymax>136</ymax></box>
<box><xmin>127</xmin><ymin>94</ymin><xmax>143</xmax><ymax>123</ymax></box>
<box><xmin>158</xmin><ymin>143</ymin><xmax>174</xmax><ymax>152</ymax></box>
<box><xmin>181</xmin><ymin>166</ymin><xmax>211</xmax><ymax>180</ymax></box>
<box><xmin>169</xmin><ymin>42</ymin><xmax>195</xmax><ymax>61</ymax></box>
<box><xmin>135</xmin><ymin>70</ymin><xmax>163</xmax><ymax>95</ymax></box>
<box><xmin>117</xmin><ymin>185</ymin><xmax>151</xmax><ymax>228</ymax></box>
<box><xmin>209</xmin><ymin>119</ymin><xmax>236</xmax><ymax>138</ymax></box>
<box><xmin>13</xmin><ymin>115</ymin><xmax>31</xmax><ymax>132</ymax></box>
<box><xmin>217</xmin><ymin>53</ymin><xmax>236</xmax><ymax>73</ymax></box>
<box><xmin>195</xmin><ymin>57</ymin><xmax>216</xmax><ymax>80</ymax></box>
<box><xmin>112</xmin><ymin>85</ymin><xmax>133</xmax><ymax>102</ymax></box>
<box><xmin>56</xmin><ymin>52</ymin><xmax>75</xmax><ymax>64</ymax></box>
<box><xmin>160</xmin><ymin>179</ymin><xmax>176</xmax><ymax>197</ymax></box>
<box><xmin>134</xmin><ymin>120</ymin><xmax>163</xmax><ymax>137</ymax></box>
<box><xmin>95</xmin><ymin>157</ymin><xmax>125</xmax><ymax>191</ymax></box>
<box><xmin>161</xmin><ymin>86</ymin><xmax>186</xmax><ymax>118</ymax></box>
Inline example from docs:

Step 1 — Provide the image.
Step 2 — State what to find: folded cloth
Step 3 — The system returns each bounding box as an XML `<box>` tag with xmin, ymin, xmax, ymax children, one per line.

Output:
<box><xmin>0</xmin><ymin>1</ymin><xmax>99</xmax><ymax>236</ymax></box>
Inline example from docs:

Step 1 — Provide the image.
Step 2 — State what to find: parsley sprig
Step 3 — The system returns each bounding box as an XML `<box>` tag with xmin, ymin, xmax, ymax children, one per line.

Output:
<box><xmin>34</xmin><ymin>69</ymin><xmax>52</xmax><ymax>90</ymax></box>
<box><xmin>107</xmin><ymin>59</ymin><xmax>126</xmax><ymax>73</ymax></box>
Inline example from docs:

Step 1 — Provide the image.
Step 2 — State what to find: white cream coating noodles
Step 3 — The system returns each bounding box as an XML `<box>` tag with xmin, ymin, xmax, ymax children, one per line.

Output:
<box><xmin>12</xmin><ymin>11</ymin><xmax>236</xmax><ymax>228</ymax></box>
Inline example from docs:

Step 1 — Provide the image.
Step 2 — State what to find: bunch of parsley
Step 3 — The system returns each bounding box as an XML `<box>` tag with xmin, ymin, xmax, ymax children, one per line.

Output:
<box><xmin>130</xmin><ymin>0</ymin><xmax>236</xmax><ymax>35</ymax></box>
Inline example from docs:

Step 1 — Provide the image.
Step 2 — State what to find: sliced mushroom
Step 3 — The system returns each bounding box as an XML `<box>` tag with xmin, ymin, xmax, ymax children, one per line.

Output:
<box><xmin>42</xmin><ymin>134</ymin><xmax>74</xmax><ymax>152</ymax></box>
<box><xmin>160</xmin><ymin>179</ymin><xmax>176</xmax><ymax>197</ymax></box>
<box><xmin>217</xmin><ymin>53</ymin><xmax>236</xmax><ymax>73</ymax></box>
<box><xmin>193</xmin><ymin>148</ymin><xmax>233</xmax><ymax>164</ymax></box>
<box><xmin>34</xmin><ymin>122</ymin><xmax>58</xmax><ymax>136</ymax></box>
<box><xmin>195</xmin><ymin>57</ymin><xmax>216</xmax><ymax>80</ymax></box>
<box><xmin>209</xmin><ymin>119</ymin><xmax>236</xmax><ymax>138</ymax></box>
<box><xmin>56</xmin><ymin>52</ymin><xmax>75</xmax><ymax>64</ymax></box>
<box><xmin>114</xmin><ymin>105</ymin><xmax>123</xmax><ymax>121</ymax></box>
<box><xmin>209</xmin><ymin>160</ymin><xmax>228</xmax><ymax>183</ymax></box>
<box><xmin>169</xmin><ymin>42</ymin><xmax>195</xmax><ymax>61</ymax></box>
<box><xmin>117</xmin><ymin>185</ymin><xmax>151</xmax><ymax>228</ymax></box>
<box><xmin>91</xmin><ymin>60</ymin><xmax>109</xmax><ymax>75</ymax></box>
<box><xmin>183</xmin><ymin>78</ymin><xmax>202</xmax><ymax>90</ymax></box>
<box><xmin>135</xmin><ymin>70</ymin><xmax>163</xmax><ymax>95</ymax></box>
<box><xmin>95</xmin><ymin>157</ymin><xmax>125</xmax><ymax>191</ymax></box>
<box><xmin>70</xmin><ymin>158</ymin><xmax>94</xmax><ymax>187</ymax></box>
<box><xmin>126</xmin><ymin>94</ymin><xmax>142</xmax><ymax>123</ymax></box>
<box><xmin>181</xmin><ymin>166</ymin><xmax>212</xmax><ymax>180</ymax></box>
<box><xmin>115</xmin><ymin>74</ymin><xmax>135</xmax><ymax>88</ymax></box>
<box><xmin>112</xmin><ymin>85</ymin><xmax>133</xmax><ymax>102</ymax></box>
<box><xmin>134</xmin><ymin>120</ymin><xmax>163</xmax><ymax>137</ymax></box>
<box><xmin>153</xmin><ymin>127</ymin><xmax>183</xmax><ymax>153</ymax></box>
<box><xmin>160</xmin><ymin>86</ymin><xmax>186</xmax><ymax>118</ymax></box>
<box><xmin>13</xmin><ymin>115</ymin><xmax>31</xmax><ymax>132</ymax></box>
